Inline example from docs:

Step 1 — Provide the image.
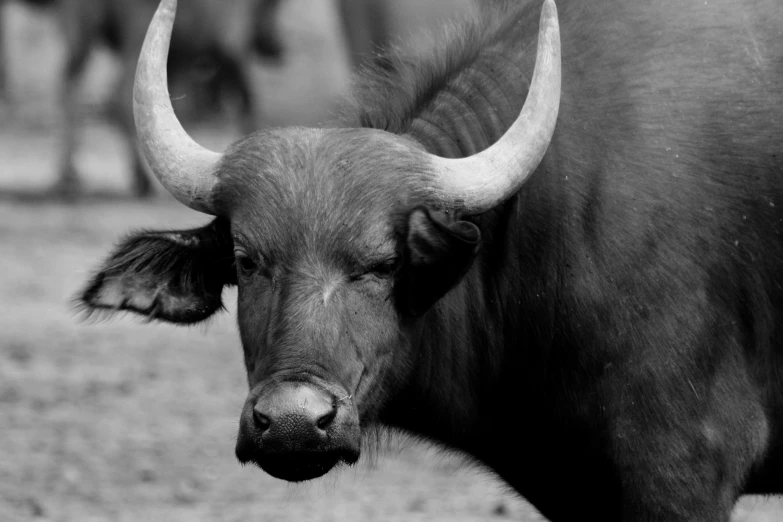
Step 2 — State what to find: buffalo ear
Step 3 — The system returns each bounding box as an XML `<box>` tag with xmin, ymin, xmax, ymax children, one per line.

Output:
<box><xmin>399</xmin><ymin>207</ymin><xmax>481</xmax><ymax>316</ymax></box>
<box><xmin>78</xmin><ymin>218</ymin><xmax>236</xmax><ymax>324</ymax></box>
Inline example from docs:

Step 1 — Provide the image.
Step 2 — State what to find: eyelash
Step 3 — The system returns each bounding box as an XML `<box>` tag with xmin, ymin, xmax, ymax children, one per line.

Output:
<box><xmin>352</xmin><ymin>258</ymin><xmax>400</xmax><ymax>281</ymax></box>
<box><xmin>234</xmin><ymin>244</ymin><xmax>398</xmax><ymax>282</ymax></box>
<box><xmin>234</xmin><ymin>248</ymin><xmax>261</xmax><ymax>278</ymax></box>
<box><xmin>237</xmin><ymin>255</ymin><xmax>256</xmax><ymax>274</ymax></box>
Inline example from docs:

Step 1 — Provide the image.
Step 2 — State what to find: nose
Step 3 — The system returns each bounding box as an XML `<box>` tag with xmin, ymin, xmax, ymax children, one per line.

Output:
<box><xmin>236</xmin><ymin>381</ymin><xmax>362</xmax><ymax>482</ymax></box>
<box><xmin>251</xmin><ymin>383</ymin><xmax>336</xmax><ymax>450</ymax></box>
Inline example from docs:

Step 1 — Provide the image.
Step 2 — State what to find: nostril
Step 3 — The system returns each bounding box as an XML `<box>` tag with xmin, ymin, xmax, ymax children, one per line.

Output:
<box><xmin>316</xmin><ymin>408</ymin><xmax>337</xmax><ymax>431</ymax></box>
<box><xmin>253</xmin><ymin>408</ymin><xmax>271</xmax><ymax>433</ymax></box>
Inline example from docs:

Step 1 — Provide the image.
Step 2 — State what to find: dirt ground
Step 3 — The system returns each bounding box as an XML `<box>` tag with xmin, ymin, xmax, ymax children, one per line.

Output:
<box><xmin>0</xmin><ymin>1</ymin><xmax>781</xmax><ymax>521</ymax></box>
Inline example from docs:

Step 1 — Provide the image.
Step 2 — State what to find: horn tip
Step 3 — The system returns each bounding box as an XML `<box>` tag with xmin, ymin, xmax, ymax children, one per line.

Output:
<box><xmin>542</xmin><ymin>0</ymin><xmax>558</xmax><ymax>19</ymax></box>
<box><xmin>161</xmin><ymin>0</ymin><xmax>178</xmax><ymax>12</ymax></box>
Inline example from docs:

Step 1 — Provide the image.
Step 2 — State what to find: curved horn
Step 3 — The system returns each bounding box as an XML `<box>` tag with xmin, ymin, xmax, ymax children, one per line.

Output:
<box><xmin>134</xmin><ymin>0</ymin><xmax>221</xmax><ymax>214</ymax></box>
<box><xmin>427</xmin><ymin>0</ymin><xmax>561</xmax><ymax>214</ymax></box>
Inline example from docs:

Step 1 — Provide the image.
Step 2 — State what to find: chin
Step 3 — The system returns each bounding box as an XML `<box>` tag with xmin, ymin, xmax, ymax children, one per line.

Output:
<box><xmin>242</xmin><ymin>449</ymin><xmax>360</xmax><ymax>482</ymax></box>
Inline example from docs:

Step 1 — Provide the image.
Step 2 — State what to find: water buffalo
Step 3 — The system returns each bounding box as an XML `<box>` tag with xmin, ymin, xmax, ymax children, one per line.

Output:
<box><xmin>27</xmin><ymin>0</ymin><xmax>283</xmax><ymax>197</ymax></box>
<box><xmin>78</xmin><ymin>0</ymin><xmax>783</xmax><ymax>520</ymax></box>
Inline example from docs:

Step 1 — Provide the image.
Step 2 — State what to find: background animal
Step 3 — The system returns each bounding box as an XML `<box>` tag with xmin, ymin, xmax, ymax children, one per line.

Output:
<box><xmin>0</xmin><ymin>0</ymin><xmax>463</xmax><ymax>197</ymax></box>
<box><xmin>5</xmin><ymin>0</ymin><xmax>284</xmax><ymax>197</ymax></box>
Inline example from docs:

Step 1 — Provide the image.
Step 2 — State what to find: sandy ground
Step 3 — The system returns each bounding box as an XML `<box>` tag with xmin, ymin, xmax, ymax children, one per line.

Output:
<box><xmin>0</xmin><ymin>1</ymin><xmax>782</xmax><ymax>521</ymax></box>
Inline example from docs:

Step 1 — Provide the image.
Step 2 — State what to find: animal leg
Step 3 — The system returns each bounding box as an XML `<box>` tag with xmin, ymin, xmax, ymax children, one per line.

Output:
<box><xmin>52</xmin><ymin>27</ymin><xmax>91</xmax><ymax>197</ymax></box>
<box><xmin>109</xmin><ymin>65</ymin><xmax>153</xmax><ymax>198</ymax></box>
<box><xmin>214</xmin><ymin>52</ymin><xmax>257</xmax><ymax>135</ymax></box>
<box><xmin>0</xmin><ymin>2</ymin><xmax>7</xmax><ymax>104</ymax></box>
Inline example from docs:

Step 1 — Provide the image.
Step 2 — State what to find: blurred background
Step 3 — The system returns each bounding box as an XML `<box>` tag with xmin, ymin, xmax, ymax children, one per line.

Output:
<box><xmin>0</xmin><ymin>0</ymin><xmax>780</xmax><ymax>521</ymax></box>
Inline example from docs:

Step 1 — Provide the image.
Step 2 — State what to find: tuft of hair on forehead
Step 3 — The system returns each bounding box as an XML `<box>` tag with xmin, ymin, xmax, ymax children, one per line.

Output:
<box><xmin>211</xmin><ymin>127</ymin><xmax>438</xmax><ymax>260</ymax></box>
<box><xmin>214</xmin><ymin>128</ymin><xmax>434</xmax><ymax>212</ymax></box>
<box><xmin>209</xmin><ymin>1</ymin><xmax>538</xmax><ymax>221</ymax></box>
<box><xmin>337</xmin><ymin>0</ymin><xmax>533</xmax><ymax>136</ymax></box>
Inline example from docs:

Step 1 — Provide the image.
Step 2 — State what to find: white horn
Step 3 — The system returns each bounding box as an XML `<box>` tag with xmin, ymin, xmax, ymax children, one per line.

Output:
<box><xmin>428</xmin><ymin>0</ymin><xmax>561</xmax><ymax>214</ymax></box>
<box><xmin>134</xmin><ymin>0</ymin><xmax>222</xmax><ymax>214</ymax></box>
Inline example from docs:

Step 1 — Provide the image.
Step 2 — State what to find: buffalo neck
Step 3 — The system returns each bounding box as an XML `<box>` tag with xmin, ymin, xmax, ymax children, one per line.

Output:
<box><xmin>369</xmin><ymin>2</ymin><xmax>563</xmax><ymax>464</ymax></box>
<box><xmin>382</xmin><ymin>166</ymin><xmax>568</xmax><ymax>463</ymax></box>
<box><xmin>404</xmin><ymin>50</ymin><xmax>532</xmax><ymax>159</ymax></box>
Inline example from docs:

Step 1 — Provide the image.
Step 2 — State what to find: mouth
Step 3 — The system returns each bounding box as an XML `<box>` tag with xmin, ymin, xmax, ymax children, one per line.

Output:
<box><xmin>236</xmin><ymin>377</ymin><xmax>364</xmax><ymax>482</ymax></box>
<box><xmin>240</xmin><ymin>449</ymin><xmax>360</xmax><ymax>482</ymax></box>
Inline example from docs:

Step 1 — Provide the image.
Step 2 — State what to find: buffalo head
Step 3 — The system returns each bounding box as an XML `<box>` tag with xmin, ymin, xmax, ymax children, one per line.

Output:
<box><xmin>79</xmin><ymin>0</ymin><xmax>560</xmax><ymax>482</ymax></box>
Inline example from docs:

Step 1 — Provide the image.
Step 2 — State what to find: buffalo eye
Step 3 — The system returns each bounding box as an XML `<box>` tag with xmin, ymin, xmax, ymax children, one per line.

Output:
<box><xmin>370</xmin><ymin>258</ymin><xmax>400</xmax><ymax>279</ymax></box>
<box><xmin>234</xmin><ymin>250</ymin><xmax>258</xmax><ymax>279</ymax></box>
<box><xmin>352</xmin><ymin>257</ymin><xmax>400</xmax><ymax>281</ymax></box>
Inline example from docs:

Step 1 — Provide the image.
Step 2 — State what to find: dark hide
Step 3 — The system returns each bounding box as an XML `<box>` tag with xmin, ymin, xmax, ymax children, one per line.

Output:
<box><xmin>80</xmin><ymin>219</ymin><xmax>235</xmax><ymax>323</ymax></box>
<box><xmin>79</xmin><ymin>0</ymin><xmax>783</xmax><ymax>520</ymax></box>
<box><xmin>349</xmin><ymin>1</ymin><xmax>783</xmax><ymax>519</ymax></box>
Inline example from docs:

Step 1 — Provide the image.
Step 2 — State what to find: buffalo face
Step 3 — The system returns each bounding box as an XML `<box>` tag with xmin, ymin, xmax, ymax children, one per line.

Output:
<box><xmin>79</xmin><ymin>128</ymin><xmax>481</xmax><ymax>482</ymax></box>
<box><xmin>80</xmin><ymin>0</ymin><xmax>556</xmax><ymax>483</ymax></box>
<box><xmin>221</xmin><ymin>128</ymin><xmax>480</xmax><ymax>480</ymax></box>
